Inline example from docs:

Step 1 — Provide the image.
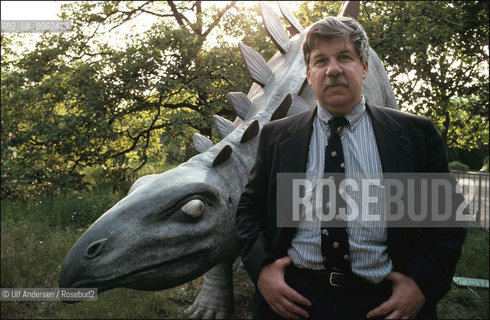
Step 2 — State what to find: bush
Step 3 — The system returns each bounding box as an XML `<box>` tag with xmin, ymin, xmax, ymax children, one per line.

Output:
<box><xmin>449</xmin><ymin>160</ymin><xmax>470</xmax><ymax>171</ymax></box>
<box><xmin>481</xmin><ymin>156</ymin><xmax>489</xmax><ymax>172</ymax></box>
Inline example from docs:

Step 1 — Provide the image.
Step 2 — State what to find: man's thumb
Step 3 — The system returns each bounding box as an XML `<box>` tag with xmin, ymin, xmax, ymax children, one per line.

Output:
<box><xmin>277</xmin><ymin>256</ymin><xmax>292</xmax><ymax>267</ymax></box>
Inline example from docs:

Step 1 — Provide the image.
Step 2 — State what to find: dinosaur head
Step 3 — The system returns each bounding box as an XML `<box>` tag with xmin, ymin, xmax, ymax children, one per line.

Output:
<box><xmin>59</xmin><ymin>162</ymin><xmax>237</xmax><ymax>293</ymax></box>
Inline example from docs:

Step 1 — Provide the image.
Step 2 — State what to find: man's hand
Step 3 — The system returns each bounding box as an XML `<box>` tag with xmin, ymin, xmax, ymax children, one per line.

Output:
<box><xmin>257</xmin><ymin>256</ymin><xmax>311</xmax><ymax>319</ymax></box>
<box><xmin>367</xmin><ymin>271</ymin><xmax>425</xmax><ymax>319</ymax></box>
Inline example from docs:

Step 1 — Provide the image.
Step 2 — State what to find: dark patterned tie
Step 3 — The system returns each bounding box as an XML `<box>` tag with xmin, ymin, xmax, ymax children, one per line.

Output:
<box><xmin>321</xmin><ymin>116</ymin><xmax>351</xmax><ymax>273</ymax></box>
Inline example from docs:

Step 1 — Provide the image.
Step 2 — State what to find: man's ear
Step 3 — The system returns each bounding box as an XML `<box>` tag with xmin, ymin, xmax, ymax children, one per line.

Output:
<box><xmin>362</xmin><ymin>61</ymin><xmax>369</xmax><ymax>79</ymax></box>
<box><xmin>306</xmin><ymin>67</ymin><xmax>312</xmax><ymax>85</ymax></box>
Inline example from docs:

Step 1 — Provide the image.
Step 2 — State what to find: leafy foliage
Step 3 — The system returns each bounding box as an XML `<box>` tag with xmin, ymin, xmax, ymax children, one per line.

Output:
<box><xmin>2</xmin><ymin>1</ymin><xmax>488</xmax><ymax>198</ymax></box>
<box><xmin>361</xmin><ymin>1</ymin><xmax>488</xmax><ymax>150</ymax></box>
<box><xmin>1</xmin><ymin>1</ymin><xmax>274</xmax><ymax>198</ymax></box>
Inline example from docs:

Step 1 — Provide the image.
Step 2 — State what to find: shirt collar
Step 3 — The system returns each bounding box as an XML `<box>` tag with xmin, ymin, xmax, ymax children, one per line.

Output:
<box><xmin>316</xmin><ymin>96</ymin><xmax>366</xmax><ymax>131</ymax></box>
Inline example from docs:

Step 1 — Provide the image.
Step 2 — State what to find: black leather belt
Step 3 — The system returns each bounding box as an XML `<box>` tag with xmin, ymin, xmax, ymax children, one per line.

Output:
<box><xmin>289</xmin><ymin>265</ymin><xmax>381</xmax><ymax>289</ymax></box>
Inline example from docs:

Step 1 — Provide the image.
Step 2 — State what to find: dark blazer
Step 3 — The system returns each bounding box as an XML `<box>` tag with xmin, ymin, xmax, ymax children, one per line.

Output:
<box><xmin>236</xmin><ymin>103</ymin><xmax>466</xmax><ymax>314</ymax></box>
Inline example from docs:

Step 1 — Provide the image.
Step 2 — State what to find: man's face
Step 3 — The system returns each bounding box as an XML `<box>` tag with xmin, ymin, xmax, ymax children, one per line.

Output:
<box><xmin>306</xmin><ymin>37</ymin><xmax>368</xmax><ymax>116</ymax></box>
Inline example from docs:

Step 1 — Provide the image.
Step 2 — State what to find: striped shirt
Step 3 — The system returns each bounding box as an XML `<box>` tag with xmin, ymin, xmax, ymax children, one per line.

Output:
<box><xmin>287</xmin><ymin>97</ymin><xmax>393</xmax><ymax>284</ymax></box>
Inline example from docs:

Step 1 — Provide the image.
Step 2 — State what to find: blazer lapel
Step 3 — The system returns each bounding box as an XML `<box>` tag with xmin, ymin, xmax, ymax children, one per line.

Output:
<box><xmin>367</xmin><ymin>103</ymin><xmax>413</xmax><ymax>173</ymax></box>
<box><xmin>278</xmin><ymin>108</ymin><xmax>317</xmax><ymax>173</ymax></box>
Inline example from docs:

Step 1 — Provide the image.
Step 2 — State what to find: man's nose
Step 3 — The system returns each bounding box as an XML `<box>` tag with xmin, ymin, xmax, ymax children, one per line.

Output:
<box><xmin>326</xmin><ymin>59</ymin><xmax>342</xmax><ymax>76</ymax></box>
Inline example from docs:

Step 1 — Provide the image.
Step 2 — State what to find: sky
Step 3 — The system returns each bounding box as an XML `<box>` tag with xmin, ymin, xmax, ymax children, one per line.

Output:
<box><xmin>1</xmin><ymin>1</ymin><xmax>63</xmax><ymax>20</ymax></box>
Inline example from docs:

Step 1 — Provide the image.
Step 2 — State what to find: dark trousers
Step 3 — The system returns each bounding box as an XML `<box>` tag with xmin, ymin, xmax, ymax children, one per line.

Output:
<box><xmin>254</xmin><ymin>265</ymin><xmax>437</xmax><ymax>320</ymax></box>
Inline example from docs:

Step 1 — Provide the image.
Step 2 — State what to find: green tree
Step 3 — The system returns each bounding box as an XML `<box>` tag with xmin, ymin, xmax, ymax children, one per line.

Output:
<box><xmin>362</xmin><ymin>1</ymin><xmax>488</xmax><ymax>151</ymax></box>
<box><xmin>1</xmin><ymin>1</ymin><xmax>275</xmax><ymax>198</ymax></box>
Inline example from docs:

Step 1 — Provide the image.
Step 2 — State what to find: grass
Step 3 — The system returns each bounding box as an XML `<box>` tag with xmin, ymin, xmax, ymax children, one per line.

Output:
<box><xmin>0</xmin><ymin>213</ymin><xmax>249</xmax><ymax>319</ymax></box>
<box><xmin>1</xmin><ymin>183</ymin><xmax>488</xmax><ymax>319</ymax></box>
<box><xmin>437</xmin><ymin>227</ymin><xmax>489</xmax><ymax>319</ymax></box>
<box><xmin>0</xmin><ymin>184</ymin><xmax>197</xmax><ymax>319</ymax></box>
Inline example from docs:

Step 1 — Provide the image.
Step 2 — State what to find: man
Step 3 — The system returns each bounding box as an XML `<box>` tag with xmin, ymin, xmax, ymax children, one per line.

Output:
<box><xmin>236</xmin><ymin>16</ymin><xmax>466</xmax><ymax>319</ymax></box>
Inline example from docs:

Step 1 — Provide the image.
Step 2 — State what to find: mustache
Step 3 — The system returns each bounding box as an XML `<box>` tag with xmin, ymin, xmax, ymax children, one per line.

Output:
<box><xmin>322</xmin><ymin>76</ymin><xmax>349</xmax><ymax>90</ymax></box>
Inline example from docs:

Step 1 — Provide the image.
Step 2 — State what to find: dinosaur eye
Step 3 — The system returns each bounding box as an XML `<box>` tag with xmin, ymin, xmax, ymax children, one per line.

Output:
<box><xmin>181</xmin><ymin>199</ymin><xmax>205</xmax><ymax>218</ymax></box>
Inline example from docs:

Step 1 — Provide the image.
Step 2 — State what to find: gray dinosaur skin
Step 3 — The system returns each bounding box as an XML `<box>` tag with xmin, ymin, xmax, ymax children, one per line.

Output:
<box><xmin>59</xmin><ymin>2</ymin><xmax>398</xmax><ymax>318</ymax></box>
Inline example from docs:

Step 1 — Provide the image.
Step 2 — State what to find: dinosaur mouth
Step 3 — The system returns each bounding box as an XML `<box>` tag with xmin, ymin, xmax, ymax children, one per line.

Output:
<box><xmin>64</xmin><ymin>249</ymin><xmax>210</xmax><ymax>295</ymax></box>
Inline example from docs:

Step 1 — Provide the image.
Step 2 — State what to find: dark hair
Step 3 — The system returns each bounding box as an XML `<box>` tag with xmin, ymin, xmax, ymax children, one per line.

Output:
<box><xmin>302</xmin><ymin>16</ymin><xmax>369</xmax><ymax>67</ymax></box>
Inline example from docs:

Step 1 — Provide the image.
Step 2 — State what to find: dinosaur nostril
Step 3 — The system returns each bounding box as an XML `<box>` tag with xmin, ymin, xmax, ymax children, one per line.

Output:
<box><xmin>85</xmin><ymin>238</ymin><xmax>107</xmax><ymax>259</ymax></box>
